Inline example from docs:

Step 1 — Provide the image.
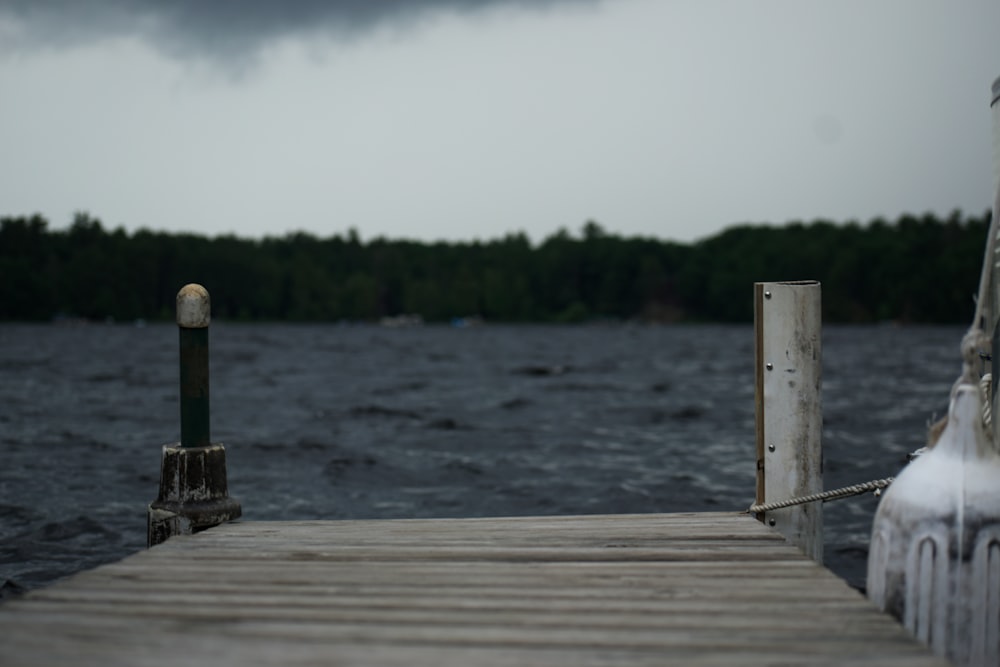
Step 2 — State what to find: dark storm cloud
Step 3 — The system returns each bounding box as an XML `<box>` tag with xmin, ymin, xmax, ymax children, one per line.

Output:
<box><xmin>0</xmin><ymin>0</ymin><xmax>592</xmax><ymax>59</ymax></box>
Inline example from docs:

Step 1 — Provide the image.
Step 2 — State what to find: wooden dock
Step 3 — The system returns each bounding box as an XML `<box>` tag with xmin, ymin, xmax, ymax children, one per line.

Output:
<box><xmin>0</xmin><ymin>512</ymin><xmax>947</xmax><ymax>666</ymax></box>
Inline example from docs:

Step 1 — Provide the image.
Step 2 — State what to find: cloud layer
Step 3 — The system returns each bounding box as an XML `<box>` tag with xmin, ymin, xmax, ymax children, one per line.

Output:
<box><xmin>0</xmin><ymin>0</ymin><xmax>590</xmax><ymax>60</ymax></box>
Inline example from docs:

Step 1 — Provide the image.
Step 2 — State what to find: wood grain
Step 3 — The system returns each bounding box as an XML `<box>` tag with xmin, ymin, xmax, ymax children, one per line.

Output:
<box><xmin>0</xmin><ymin>512</ymin><xmax>947</xmax><ymax>666</ymax></box>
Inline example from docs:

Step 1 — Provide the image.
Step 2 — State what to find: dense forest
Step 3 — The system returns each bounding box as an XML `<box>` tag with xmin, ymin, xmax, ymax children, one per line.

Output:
<box><xmin>0</xmin><ymin>210</ymin><xmax>990</xmax><ymax>324</ymax></box>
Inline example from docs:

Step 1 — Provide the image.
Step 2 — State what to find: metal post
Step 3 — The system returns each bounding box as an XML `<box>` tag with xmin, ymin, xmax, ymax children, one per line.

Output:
<box><xmin>177</xmin><ymin>284</ymin><xmax>211</xmax><ymax>448</ymax></box>
<box><xmin>147</xmin><ymin>284</ymin><xmax>241</xmax><ymax>547</ymax></box>
<box><xmin>754</xmin><ymin>281</ymin><xmax>823</xmax><ymax>562</ymax></box>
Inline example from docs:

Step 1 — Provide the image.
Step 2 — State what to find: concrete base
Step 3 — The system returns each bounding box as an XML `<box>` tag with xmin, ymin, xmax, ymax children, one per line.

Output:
<box><xmin>147</xmin><ymin>443</ymin><xmax>242</xmax><ymax>547</ymax></box>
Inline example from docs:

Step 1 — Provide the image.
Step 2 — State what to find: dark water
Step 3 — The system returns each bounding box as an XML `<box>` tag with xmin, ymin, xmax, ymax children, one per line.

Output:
<box><xmin>0</xmin><ymin>322</ymin><xmax>966</xmax><ymax>597</ymax></box>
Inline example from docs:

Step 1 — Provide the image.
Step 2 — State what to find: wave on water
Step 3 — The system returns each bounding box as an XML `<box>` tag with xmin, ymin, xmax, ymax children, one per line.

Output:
<box><xmin>0</xmin><ymin>322</ymin><xmax>965</xmax><ymax>596</ymax></box>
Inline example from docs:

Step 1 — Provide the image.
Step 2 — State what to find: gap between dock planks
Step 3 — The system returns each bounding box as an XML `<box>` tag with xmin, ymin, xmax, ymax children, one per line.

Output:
<box><xmin>0</xmin><ymin>512</ymin><xmax>948</xmax><ymax>667</ymax></box>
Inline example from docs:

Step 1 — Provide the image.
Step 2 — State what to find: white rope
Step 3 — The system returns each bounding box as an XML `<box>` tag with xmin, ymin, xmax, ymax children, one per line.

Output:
<box><xmin>747</xmin><ymin>477</ymin><xmax>894</xmax><ymax>515</ymax></box>
<box><xmin>972</xmin><ymin>182</ymin><xmax>1000</xmax><ymax>337</ymax></box>
<box><xmin>982</xmin><ymin>372</ymin><xmax>992</xmax><ymax>426</ymax></box>
<box><xmin>955</xmin><ymin>183</ymin><xmax>1000</xmax><ymax>388</ymax></box>
<box><xmin>930</xmin><ymin>187</ymin><xmax>999</xmax><ymax>443</ymax></box>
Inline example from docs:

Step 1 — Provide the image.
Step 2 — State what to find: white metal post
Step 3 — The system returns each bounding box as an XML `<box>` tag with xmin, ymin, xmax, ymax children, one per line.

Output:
<box><xmin>754</xmin><ymin>281</ymin><xmax>823</xmax><ymax>562</ymax></box>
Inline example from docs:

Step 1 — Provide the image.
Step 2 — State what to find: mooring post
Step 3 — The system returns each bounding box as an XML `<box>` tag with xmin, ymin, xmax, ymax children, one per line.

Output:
<box><xmin>754</xmin><ymin>280</ymin><xmax>823</xmax><ymax>562</ymax></box>
<box><xmin>147</xmin><ymin>284</ymin><xmax>241</xmax><ymax>547</ymax></box>
<box><xmin>178</xmin><ymin>284</ymin><xmax>210</xmax><ymax>448</ymax></box>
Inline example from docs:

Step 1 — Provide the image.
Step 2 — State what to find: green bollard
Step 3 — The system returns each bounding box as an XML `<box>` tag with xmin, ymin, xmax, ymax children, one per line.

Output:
<box><xmin>178</xmin><ymin>284</ymin><xmax>211</xmax><ymax>448</ymax></box>
<box><xmin>147</xmin><ymin>284</ymin><xmax>241</xmax><ymax>547</ymax></box>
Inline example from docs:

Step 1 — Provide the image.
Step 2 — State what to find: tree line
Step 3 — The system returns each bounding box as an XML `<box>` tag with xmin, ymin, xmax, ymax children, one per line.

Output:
<box><xmin>0</xmin><ymin>210</ymin><xmax>990</xmax><ymax>324</ymax></box>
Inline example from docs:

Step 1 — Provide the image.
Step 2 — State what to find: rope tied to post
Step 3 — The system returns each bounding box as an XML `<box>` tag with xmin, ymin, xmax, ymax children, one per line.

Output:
<box><xmin>748</xmin><ymin>372</ymin><xmax>993</xmax><ymax>517</ymax></box>
<box><xmin>747</xmin><ymin>476</ymin><xmax>894</xmax><ymax>515</ymax></box>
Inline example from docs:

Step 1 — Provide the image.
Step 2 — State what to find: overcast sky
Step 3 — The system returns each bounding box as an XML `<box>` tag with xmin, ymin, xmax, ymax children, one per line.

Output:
<box><xmin>0</xmin><ymin>0</ymin><xmax>998</xmax><ymax>243</ymax></box>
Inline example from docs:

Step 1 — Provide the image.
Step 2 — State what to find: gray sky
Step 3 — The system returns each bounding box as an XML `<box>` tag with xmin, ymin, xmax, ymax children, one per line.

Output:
<box><xmin>1</xmin><ymin>0</ymin><xmax>998</xmax><ymax>243</ymax></box>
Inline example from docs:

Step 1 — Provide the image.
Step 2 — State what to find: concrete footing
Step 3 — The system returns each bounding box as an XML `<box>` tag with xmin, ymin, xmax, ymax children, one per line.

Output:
<box><xmin>147</xmin><ymin>443</ymin><xmax>242</xmax><ymax>547</ymax></box>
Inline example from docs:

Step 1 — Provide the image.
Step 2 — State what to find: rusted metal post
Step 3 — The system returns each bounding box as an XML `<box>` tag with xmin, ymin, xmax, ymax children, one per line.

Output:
<box><xmin>147</xmin><ymin>284</ymin><xmax>241</xmax><ymax>547</ymax></box>
<box><xmin>754</xmin><ymin>280</ymin><xmax>823</xmax><ymax>562</ymax></box>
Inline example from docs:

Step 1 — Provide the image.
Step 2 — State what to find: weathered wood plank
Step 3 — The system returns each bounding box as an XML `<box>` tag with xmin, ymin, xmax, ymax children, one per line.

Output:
<box><xmin>0</xmin><ymin>512</ymin><xmax>948</xmax><ymax>666</ymax></box>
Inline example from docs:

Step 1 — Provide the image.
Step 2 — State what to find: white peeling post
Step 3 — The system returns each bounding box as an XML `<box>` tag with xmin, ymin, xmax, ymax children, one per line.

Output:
<box><xmin>754</xmin><ymin>281</ymin><xmax>823</xmax><ymax>562</ymax></box>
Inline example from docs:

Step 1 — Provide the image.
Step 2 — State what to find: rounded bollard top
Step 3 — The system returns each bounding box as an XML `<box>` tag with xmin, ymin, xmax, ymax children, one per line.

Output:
<box><xmin>176</xmin><ymin>284</ymin><xmax>211</xmax><ymax>328</ymax></box>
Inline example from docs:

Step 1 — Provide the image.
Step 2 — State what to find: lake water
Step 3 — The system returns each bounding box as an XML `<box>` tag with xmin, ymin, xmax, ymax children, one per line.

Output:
<box><xmin>0</xmin><ymin>321</ymin><xmax>968</xmax><ymax>597</ymax></box>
